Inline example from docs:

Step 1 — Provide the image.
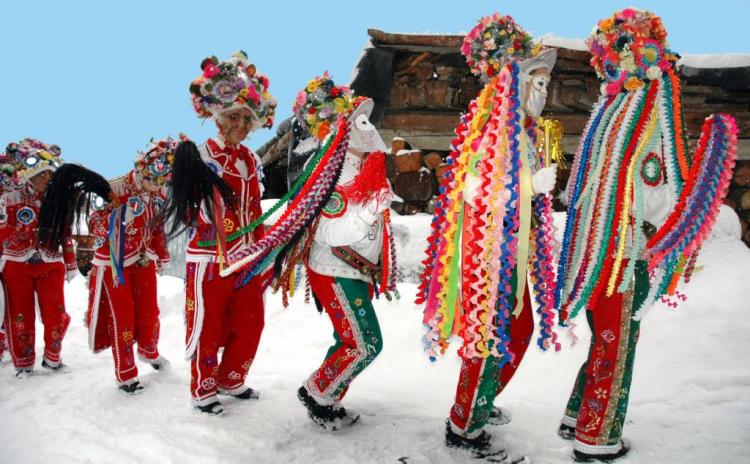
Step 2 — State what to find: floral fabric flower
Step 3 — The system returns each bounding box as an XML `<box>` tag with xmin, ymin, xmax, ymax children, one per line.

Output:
<box><xmin>587</xmin><ymin>8</ymin><xmax>679</xmax><ymax>95</ymax></box>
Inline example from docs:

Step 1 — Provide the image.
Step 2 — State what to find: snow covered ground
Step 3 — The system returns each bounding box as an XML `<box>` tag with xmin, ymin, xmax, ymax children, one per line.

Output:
<box><xmin>2</xmin><ymin>209</ymin><xmax>749</xmax><ymax>464</ymax></box>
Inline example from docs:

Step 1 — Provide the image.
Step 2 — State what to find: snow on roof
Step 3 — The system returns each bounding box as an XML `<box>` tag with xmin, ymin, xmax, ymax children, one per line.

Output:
<box><xmin>679</xmin><ymin>53</ymin><xmax>750</xmax><ymax>69</ymax></box>
<box><xmin>536</xmin><ymin>33</ymin><xmax>588</xmax><ymax>52</ymax></box>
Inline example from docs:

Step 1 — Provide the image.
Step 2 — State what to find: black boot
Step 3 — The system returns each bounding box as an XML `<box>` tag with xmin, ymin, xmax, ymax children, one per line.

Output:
<box><xmin>558</xmin><ymin>423</ymin><xmax>576</xmax><ymax>440</ymax></box>
<box><xmin>15</xmin><ymin>368</ymin><xmax>33</xmax><ymax>378</ymax></box>
<box><xmin>219</xmin><ymin>386</ymin><xmax>260</xmax><ymax>400</ymax></box>
<box><xmin>118</xmin><ymin>380</ymin><xmax>145</xmax><ymax>395</ymax></box>
<box><xmin>332</xmin><ymin>402</ymin><xmax>361</xmax><ymax>427</ymax></box>
<box><xmin>194</xmin><ymin>401</ymin><xmax>227</xmax><ymax>416</ymax></box>
<box><xmin>297</xmin><ymin>386</ymin><xmax>339</xmax><ymax>431</ymax></box>
<box><xmin>444</xmin><ymin>420</ymin><xmax>512</xmax><ymax>462</ymax></box>
<box><xmin>41</xmin><ymin>359</ymin><xmax>68</xmax><ymax>372</ymax></box>
<box><xmin>573</xmin><ymin>440</ymin><xmax>630</xmax><ymax>462</ymax></box>
<box><xmin>487</xmin><ymin>405</ymin><xmax>512</xmax><ymax>426</ymax></box>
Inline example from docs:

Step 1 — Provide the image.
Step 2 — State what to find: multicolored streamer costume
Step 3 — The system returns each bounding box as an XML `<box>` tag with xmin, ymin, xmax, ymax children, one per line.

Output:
<box><xmin>555</xmin><ymin>8</ymin><xmax>738</xmax><ymax>459</ymax></box>
<box><xmin>418</xmin><ymin>14</ymin><xmax>560</xmax><ymax>441</ymax></box>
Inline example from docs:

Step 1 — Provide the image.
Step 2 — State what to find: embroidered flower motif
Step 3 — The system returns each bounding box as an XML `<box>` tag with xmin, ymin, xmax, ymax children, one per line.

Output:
<box><xmin>201</xmin><ymin>378</ymin><xmax>217</xmax><ymax>390</ymax></box>
<box><xmin>601</xmin><ymin>329</ymin><xmax>616</xmax><ymax>344</ymax></box>
<box><xmin>595</xmin><ymin>387</ymin><xmax>608</xmax><ymax>399</ymax></box>
<box><xmin>122</xmin><ymin>330</ymin><xmax>134</xmax><ymax>344</ymax></box>
<box><xmin>228</xmin><ymin>371</ymin><xmax>241</xmax><ymax>380</ymax></box>
<box><xmin>587</xmin><ymin>399</ymin><xmax>603</xmax><ymax>413</ymax></box>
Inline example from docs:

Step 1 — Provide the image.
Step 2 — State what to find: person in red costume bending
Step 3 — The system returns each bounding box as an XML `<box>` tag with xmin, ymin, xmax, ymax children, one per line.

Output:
<box><xmin>0</xmin><ymin>139</ymin><xmax>76</xmax><ymax>377</ymax></box>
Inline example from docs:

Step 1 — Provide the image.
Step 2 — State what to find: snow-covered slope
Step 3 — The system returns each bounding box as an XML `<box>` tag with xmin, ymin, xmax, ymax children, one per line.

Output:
<box><xmin>2</xmin><ymin>210</ymin><xmax>749</xmax><ymax>463</ymax></box>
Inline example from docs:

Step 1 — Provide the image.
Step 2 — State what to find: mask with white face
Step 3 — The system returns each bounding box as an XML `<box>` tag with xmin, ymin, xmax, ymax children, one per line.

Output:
<box><xmin>525</xmin><ymin>73</ymin><xmax>550</xmax><ymax>117</ymax></box>
<box><xmin>348</xmin><ymin>99</ymin><xmax>387</xmax><ymax>153</ymax></box>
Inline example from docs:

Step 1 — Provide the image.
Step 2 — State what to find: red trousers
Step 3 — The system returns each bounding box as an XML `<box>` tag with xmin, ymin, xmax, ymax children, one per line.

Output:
<box><xmin>185</xmin><ymin>262</ymin><xmax>265</xmax><ymax>404</ymax></box>
<box><xmin>450</xmin><ymin>283</ymin><xmax>533</xmax><ymax>434</ymax></box>
<box><xmin>1</xmin><ymin>261</ymin><xmax>70</xmax><ymax>369</ymax></box>
<box><xmin>98</xmin><ymin>262</ymin><xmax>161</xmax><ymax>384</ymax></box>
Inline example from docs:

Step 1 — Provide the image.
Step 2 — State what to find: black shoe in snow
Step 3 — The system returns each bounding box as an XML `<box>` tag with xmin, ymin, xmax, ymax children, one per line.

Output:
<box><xmin>194</xmin><ymin>401</ymin><xmax>227</xmax><ymax>416</ymax></box>
<box><xmin>218</xmin><ymin>386</ymin><xmax>260</xmax><ymax>400</ymax></box>
<box><xmin>137</xmin><ymin>354</ymin><xmax>170</xmax><ymax>371</ymax></box>
<box><xmin>297</xmin><ymin>386</ymin><xmax>339</xmax><ymax>431</ymax></box>
<box><xmin>573</xmin><ymin>440</ymin><xmax>630</xmax><ymax>462</ymax></box>
<box><xmin>332</xmin><ymin>402</ymin><xmax>361</xmax><ymax>427</ymax></box>
<box><xmin>487</xmin><ymin>405</ymin><xmax>512</xmax><ymax>426</ymax></box>
<box><xmin>558</xmin><ymin>423</ymin><xmax>576</xmax><ymax>440</ymax></box>
<box><xmin>15</xmin><ymin>368</ymin><xmax>33</xmax><ymax>378</ymax></box>
<box><xmin>41</xmin><ymin>359</ymin><xmax>69</xmax><ymax>372</ymax></box>
<box><xmin>445</xmin><ymin>420</ymin><xmax>522</xmax><ymax>462</ymax></box>
<box><xmin>118</xmin><ymin>380</ymin><xmax>145</xmax><ymax>395</ymax></box>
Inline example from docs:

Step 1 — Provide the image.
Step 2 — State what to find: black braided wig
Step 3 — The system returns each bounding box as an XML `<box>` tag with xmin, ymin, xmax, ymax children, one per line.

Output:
<box><xmin>37</xmin><ymin>163</ymin><xmax>112</xmax><ymax>252</ymax></box>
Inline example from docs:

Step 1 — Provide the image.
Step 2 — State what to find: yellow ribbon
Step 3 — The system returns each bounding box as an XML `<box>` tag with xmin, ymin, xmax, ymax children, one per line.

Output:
<box><xmin>513</xmin><ymin>131</ymin><xmax>533</xmax><ymax>317</ymax></box>
<box><xmin>607</xmin><ymin>102</ymin><xmax>659</xmax><ymax>296</ymax></box>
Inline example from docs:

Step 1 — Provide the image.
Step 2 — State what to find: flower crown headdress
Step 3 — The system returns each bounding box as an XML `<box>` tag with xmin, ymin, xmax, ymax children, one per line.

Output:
<box><xmin>5</xmin><ymin>138</ymin><xmax>62</xmax><ymax>181</ymax></box>
<box><xmin>189</xmin><ymin>51</ymin><xmax>277</xmax><ymax>129</ymax></box>
<box><xmin>293</xmin><ymin>72</ymin><xmax>365</xmax><ymax>141</ymax></box>
<box><xmin>461</xmin><ymin>13</ymin><xmax>536</xmax><ymax>81</ymax></box>
<box><xmin>587</xmin><ymin>7</ymin><xmax>679</xmax><ymax>95</ymax></box>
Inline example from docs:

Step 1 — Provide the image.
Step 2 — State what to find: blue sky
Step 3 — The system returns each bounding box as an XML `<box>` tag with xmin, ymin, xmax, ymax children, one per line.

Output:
<box><xmin>2</xmin><ymin>0</ymin><xmax>748</xmax><ymax>177</ymax></box>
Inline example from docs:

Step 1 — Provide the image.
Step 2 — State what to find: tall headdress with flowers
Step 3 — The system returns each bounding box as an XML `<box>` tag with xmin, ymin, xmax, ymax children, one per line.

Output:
<box><xmin>133</xmin><ymin>136</ymin><xmax>183</xmax><ymax>187</ymax></box>
<box><xmin>5</xmin><ymin>138</ymin><xmax>63</xmax><ymax>183</ymax></box>
<box><xmin>293</xmin><ymin>72</ymin><xmax>356</xmax><ymax>141</ymax></box>
<box><xmin>555</xmin><ymin>8</ymin><xmax>738</xmax><ymax>324</ymax></box>
<box><xmin>418</xmin><ymin>14</ymin><xmax>560</xmax><ymax>367</ymax></box>
<box><xmin>0</xmin><ymin>151</ymin><xmax>17</xmax><ymax>192</ymax></box>
<box><xmin>189</xmin><ymin>51</ymin><xmax>277</xmax><ymax>129</ymax></box>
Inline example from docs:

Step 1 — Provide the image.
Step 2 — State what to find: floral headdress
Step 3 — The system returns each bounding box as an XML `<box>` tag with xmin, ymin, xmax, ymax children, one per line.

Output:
<box><xmin>5</xmin><ymin>138</ymin><xmax>62</xmax><ymax>182</ymax></box>
<box><xmin>461</xmin><ymin>13</ymin><xmax>535</xmax><ymax>81</ymax></box>
<box><xmin>134</xmin><ymin>135</ymin><xmax>187</xmax><ymax>186</ymax></box>
<box><xmin>587</xmin><ymin>7</ymin><xmax>679</xmax><ymax>95</ymax></box>
<box><xmin>293</xmin><ymin>72</ymin><xmax>361</xmax><ymax>141</ymax></box>
<box><xmin>189</xmin><ymin>51</ymin><xmax>277</xmax><ymax>129</ymax></box>
<box><xmin>0</xmin><ymin>152</ymin><xmax>16</xmax><ymax>190</ymax></box>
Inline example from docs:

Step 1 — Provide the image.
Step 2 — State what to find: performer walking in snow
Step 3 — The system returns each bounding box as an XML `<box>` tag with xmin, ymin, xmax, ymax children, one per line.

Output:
<box><xmin>555</xmin><ymin>8</ymin><xmax>738</xmax><ymax>462</ymax></box>
<box><xmin>283</xmin><ymin>74</ymin><xmax>396</xmax><ymax>431</ymax></box>
<box><xmin>418</xmin><ymin>14</ymin><xmax>560</xmax><ymax>462</ymax></box>
<box><xmin>0</xmin><ymin>139</ymin><xmax>77</xmax><ymax>376</ymax></box>
<box><xmin>159</xmin><ymin>51</ymin><xmax>276</xmax><ymax>415</ymax></box>
<box><xmin>0</xmin><ymin>150</ymin><xmax>17</xmax><ymax>362</ymax></box>
<box><xmin>38</xmin><ymin>138</ymin><xmax>176</xmax><ymax>394</ymax></box>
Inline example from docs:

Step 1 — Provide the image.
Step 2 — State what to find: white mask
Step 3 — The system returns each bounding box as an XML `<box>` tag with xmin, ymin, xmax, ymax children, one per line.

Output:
<box><xmin>525</xmin><ymin>74</ymin><xmax>550</xmax><ymax>117</ymax></box>
<box><xmin>348</xmin><ymin>99</ymin><xmax>387</xmax><ymax>153</ymax></box>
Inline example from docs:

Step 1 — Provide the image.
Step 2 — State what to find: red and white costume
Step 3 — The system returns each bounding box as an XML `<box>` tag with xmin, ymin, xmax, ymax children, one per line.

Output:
<box><xmin>0</xmin><ymin>185</ymin><xmax>76</xmax><ymax>369</ymax></box>
<box><xmin>184</xmin><ymin>138</ymin><xmax>266</xmax><ymax>406</ymax></box>
<box><xmin>86</xmin><ymin>173</ymin><xmax>170</xmax><ymax>385</ymax></box>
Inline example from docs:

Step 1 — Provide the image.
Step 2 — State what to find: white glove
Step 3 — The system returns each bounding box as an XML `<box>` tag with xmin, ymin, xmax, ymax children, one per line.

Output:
<box><xmin>643</xmin><ymin>183</ymin><xmax>673</xmax><ymax>228</ymax></box>
<box><xmin>463</xmin><ymin>173</ymin><xmax>481</xmax><ymax>207</ymax></box>
<box><xmin>358</xmin><ymin>192</ymin><xmax>393</xmax><ymax>224</ymax></box>
<box><xmin>65</xmin><ymin>268</ymin><xmax>78</xmax><ymax>282</ymax></box>
<box><xmin>531</xmin><ymin>164</ymin><xmax>558</xmax><ymax>195</ymax></box>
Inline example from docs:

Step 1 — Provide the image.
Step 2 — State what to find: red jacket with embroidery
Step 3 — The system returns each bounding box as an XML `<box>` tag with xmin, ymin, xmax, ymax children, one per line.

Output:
<box><xmin>186</xmin><ymin>138</ymin><xmax>265</xmax><ymax>263</ymax></box>
<box><xmin>88</xmin><ymin>174</ymin><xmax>170</xmax><ymax>268</ymax></box>
<box><xmin>0</xmin><ymin>185</ymin><xmax>76</xmax><ymax>272</ymax></box>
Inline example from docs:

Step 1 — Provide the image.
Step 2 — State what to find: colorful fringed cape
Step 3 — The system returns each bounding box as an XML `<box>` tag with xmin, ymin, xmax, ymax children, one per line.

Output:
<box><xmin>417</xmin><ymin>62</ymin><xmax>558</xmax><ymax>366</ymax></box>
<box><xmin>555</xmin><ymin>69</ymin><xmax>738</xmax><ymax>322</ymax></box>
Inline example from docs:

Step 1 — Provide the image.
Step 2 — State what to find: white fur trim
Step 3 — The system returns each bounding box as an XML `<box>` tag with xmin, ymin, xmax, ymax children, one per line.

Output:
<box><xmin>88</xmin><ymin>266</ymin><xmax>105</xmax><ymax>353</ymax></box>
<box><xmin>192</xmin><ymin>394</ymin><xmax>220</xmax><ymax>408</ymax></box>
<box><xmin>184</xmin><ymin>262</ymin><xmax>207</xmax><ymax>360</ymax></box>
<box><xmin>574</xmin><ymin>439</ymin><xmax>623</xmax><ymax>455</ymax></box>
<box><xmin>218</xmin><ymin>384</ymin><xmax>250</xmax><ymax>396</ymax></box>
<box><xmin>0</xmin><ymin>277</ymin><xmax>5</xmax><ymax>336</ymax></box>
<box><xmin>561</xmin><ymin>414</ymin><xmax>578</xmax><ymax>428</ymax></box>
